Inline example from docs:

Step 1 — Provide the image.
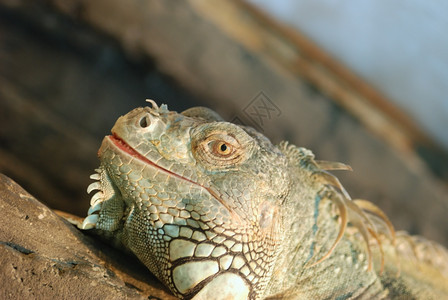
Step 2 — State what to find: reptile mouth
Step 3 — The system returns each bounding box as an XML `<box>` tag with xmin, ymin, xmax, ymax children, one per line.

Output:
<box><xmin>108</xmin><ymin>133</ymin><xmax>241</xmax><ymax>222</ymax></box>
<box><xmin>108</xmin><ymin>134</ymin><xmax>199</xmax><ymax>185</ymax></box>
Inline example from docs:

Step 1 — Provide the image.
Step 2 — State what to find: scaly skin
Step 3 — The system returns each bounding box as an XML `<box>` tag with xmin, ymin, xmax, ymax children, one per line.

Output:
<box><xmin>79</xmin><ymin>101</ymin><xmax>448</xmax><ymax>299</ymax></box>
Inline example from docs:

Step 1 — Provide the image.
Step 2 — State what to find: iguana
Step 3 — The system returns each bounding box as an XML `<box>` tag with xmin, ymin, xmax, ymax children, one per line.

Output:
<box><xmin>76</xmin><ymin>100</ymin><xmax>448</xmax><ymax>299</ymax></box>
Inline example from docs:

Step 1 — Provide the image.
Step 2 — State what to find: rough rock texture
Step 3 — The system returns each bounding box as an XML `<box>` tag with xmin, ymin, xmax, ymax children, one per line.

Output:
<box><xmin>0</xmin><ymin>173</ymin><xmax>176</xmax><ymax>300</ymax></box>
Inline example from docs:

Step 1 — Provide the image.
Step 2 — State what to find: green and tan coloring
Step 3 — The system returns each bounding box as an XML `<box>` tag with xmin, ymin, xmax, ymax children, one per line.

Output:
<box><xmin>78</xmin><ymin>100</ymin><xmax>448</xmax><ymax>299</ymax></box>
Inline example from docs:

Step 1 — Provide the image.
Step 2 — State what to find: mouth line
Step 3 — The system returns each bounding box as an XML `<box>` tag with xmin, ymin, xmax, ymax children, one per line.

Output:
<box><xmin>109</xmin><ymin>134</ymin><xmax>199</xmax><ymax>185</ymax></box>
<box><xmin>108</xmin><ymin>134</ymin><xmax>239</xmax><ymax>221</ymax></box>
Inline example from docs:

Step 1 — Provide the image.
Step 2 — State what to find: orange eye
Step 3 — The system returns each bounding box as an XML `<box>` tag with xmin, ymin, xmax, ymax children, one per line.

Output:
<box><xmin>212</xmin><ymin>141</ymin><xmax>233</xmax><ymax>157</ymax></box>
<box><xmin>192</xmin><ymin>129</ymin><xmax>253</xmax><ymax>169</ymax></box>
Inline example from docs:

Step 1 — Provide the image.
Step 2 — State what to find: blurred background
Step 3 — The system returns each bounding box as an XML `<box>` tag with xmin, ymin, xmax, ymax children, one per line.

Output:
<box><xmin>251</xmin><ymin>0</ymin><xmax>448</xmax><ymax>153</ymax></box>
<box><xmin>0</xmin><ymin>0</ymin><xmax>447</xmax><ymax>246</ymax></box>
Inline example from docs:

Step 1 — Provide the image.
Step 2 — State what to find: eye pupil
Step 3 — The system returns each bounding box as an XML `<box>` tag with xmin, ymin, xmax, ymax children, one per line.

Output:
<box><xmin>212</xmin><ymin>141</ymin><xmax>231</xmax><ymax>156</ymax></box>
<box><xmin>220</xmin><ymin>143</ymin><xmax>228</xmax><ymax>152</ymax></box>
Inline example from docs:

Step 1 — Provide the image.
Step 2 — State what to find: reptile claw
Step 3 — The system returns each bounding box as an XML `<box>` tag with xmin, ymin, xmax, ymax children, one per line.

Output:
<box><xmin>87</xmin><ymin>182</ymin><xmax>101</xmax><ymax>194</ymax></box>
<box><xmin>88</xmin><ymin>202</ymin><xmax>102</xmax><ymax>215</ymax></box>
<box><xmin>90</xmin><ymin>173</ymin><xmax>101</xmax><ymax>180</ymax></box>
<box><xmin>90</xmin><ymin>191</ymin><xmax>104</xmax><ymax>206</ymax></box>
<box><xmin>80</xmin><ymin>214</ymin><xmax>99</xmax><ymax>229</ymax></box>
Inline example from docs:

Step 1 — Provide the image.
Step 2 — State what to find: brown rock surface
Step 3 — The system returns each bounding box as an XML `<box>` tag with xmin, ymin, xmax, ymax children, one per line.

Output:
<box><xmin>0</xmin><ymin>173</ymin><xmax>176</xmax><ymax>300</ymax></box>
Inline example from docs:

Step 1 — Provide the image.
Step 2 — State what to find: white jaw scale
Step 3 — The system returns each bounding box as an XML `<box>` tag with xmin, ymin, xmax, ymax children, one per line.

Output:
<box><xmin>79</xmin><ymin>169</ymin><xmax>107</xmax><ymax>230</ymax></box>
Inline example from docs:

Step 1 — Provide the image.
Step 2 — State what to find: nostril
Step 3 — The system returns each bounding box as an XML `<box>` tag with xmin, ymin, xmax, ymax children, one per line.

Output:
<box><xmin>139</xmin><ymin>114</ymin><xmax>151</xmax><ymax>128</ymax></box>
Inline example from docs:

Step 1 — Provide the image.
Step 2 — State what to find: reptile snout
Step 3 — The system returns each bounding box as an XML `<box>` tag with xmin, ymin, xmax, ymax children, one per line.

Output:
<box><xmin>111</xmin><ymin>106</ymin><xmax>168</xmax><ymax>143</ymax></box>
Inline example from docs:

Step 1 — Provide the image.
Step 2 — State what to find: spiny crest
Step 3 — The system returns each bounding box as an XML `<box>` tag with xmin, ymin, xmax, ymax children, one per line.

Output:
<box><xmin>278</xmin><ymin>141</ymin><xmax>315</xmax><ymax>169</ymax></box>
<box><xmin>278</xmin><ymin>141</ymin><xmax>396</xmax><ymax>272</ymax></box>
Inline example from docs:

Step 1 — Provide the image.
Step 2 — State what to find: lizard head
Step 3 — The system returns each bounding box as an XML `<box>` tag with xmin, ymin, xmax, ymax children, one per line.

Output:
<box><xmin>83</xmin><ymin>100</ymin><xmax>289</xmax><ymax>299</ymax></box>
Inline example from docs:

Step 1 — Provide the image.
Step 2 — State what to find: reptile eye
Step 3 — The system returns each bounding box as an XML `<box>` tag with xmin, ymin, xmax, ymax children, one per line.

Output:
<box><xmin>193</xmin><ymin>133</ymin><xmax>245</xmax><ymax>168</ymax></box>
<box><xmin>211</xmin><ymin>141</ymin><xmax>233</xmax><ymax>157</ymax></box>
<box><xmin>192</xmin><ymin>124</ymin><xmax>255</xmax><ymax>169</ymax></box>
